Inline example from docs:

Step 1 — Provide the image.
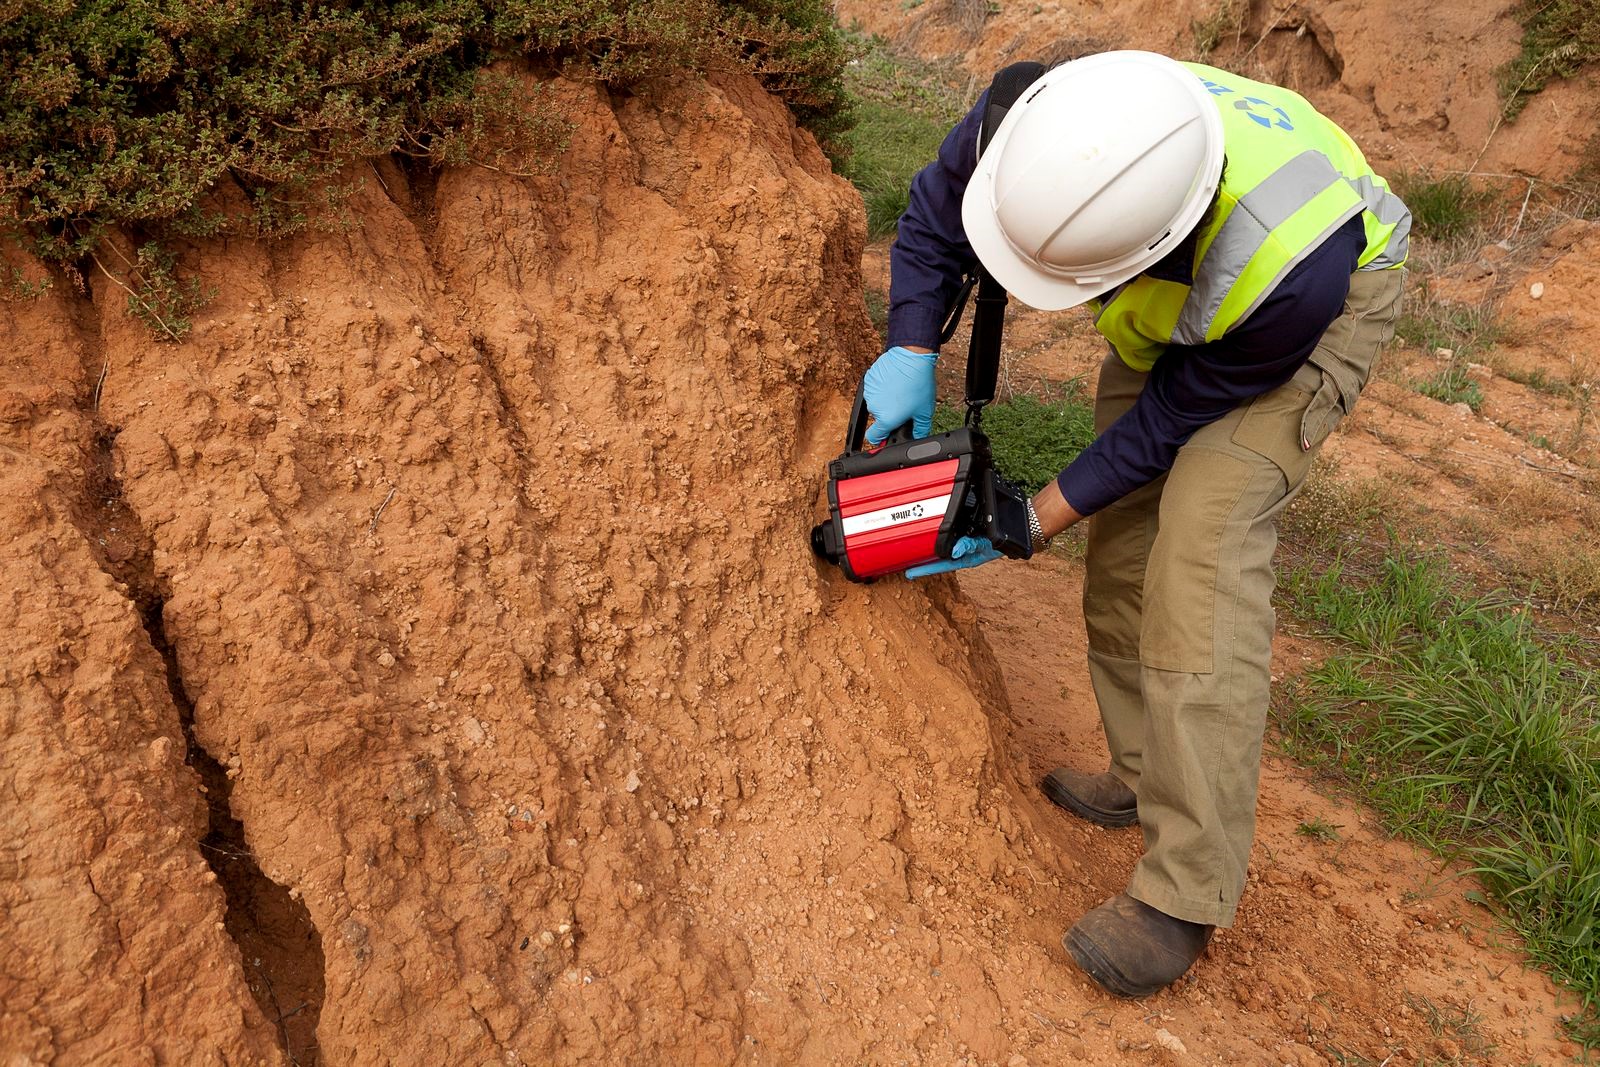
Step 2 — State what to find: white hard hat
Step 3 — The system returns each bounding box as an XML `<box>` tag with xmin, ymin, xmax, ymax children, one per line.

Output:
<box><xmin>962</xmin><ymin>51</ymin><xmax>1225</xmax><ymax>310</ymax></box>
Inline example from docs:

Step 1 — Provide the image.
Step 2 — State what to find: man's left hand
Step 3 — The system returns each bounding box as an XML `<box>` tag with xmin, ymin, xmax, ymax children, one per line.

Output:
<box><xmin>904</xmin><ymin>536</ymin><xmax>1002</xmax><ymax>579</ymax></box>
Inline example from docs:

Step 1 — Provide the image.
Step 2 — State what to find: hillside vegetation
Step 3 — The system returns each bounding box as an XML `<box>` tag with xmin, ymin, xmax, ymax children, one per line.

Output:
<box><xmin>0</xmin><ymin>0</ymin><xmax>852</xmax><ymax>326</ymax></box>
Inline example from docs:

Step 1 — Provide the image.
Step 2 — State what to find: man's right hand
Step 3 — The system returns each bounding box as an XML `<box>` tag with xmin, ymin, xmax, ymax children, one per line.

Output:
<box><xmin>862</xmin><ymin>346</ymin><xmax>937</xmax><ymax>445</ymax></box>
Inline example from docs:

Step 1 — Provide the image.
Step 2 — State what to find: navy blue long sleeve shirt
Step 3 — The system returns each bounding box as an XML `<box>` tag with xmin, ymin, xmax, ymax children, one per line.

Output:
<box><xmin>888</xmin><ymin>92</ymin><xmax>1366</xmax><ymax>517</ymax></box>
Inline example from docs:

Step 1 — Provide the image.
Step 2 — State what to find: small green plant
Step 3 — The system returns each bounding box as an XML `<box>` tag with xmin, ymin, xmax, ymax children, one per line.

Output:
<box><xmin>1499</xmin><ymin>364</ymin><xmax>1576</xmax><ymax>399</ymax></box>
<box><xmin>1394</xmin><ymin>287</ymin><xmax>1504</xmax><ymax>360</ymax></box>
<box><xmin>1295</xmin><ymin>818</ymin><xmax>1343</xmax><ymax>842</ymax></box>
<box><xmin>1278</xmin><ymin>551</ymin><xmax>1600</xmax><ymax>1046</ymax></box>
<box><xmin>4</xmin><ymin>262</ymin><xmax>51</xmax><ymax>299</ymax></box>
<box><xmin>1500</xmin><ymin>0</ymin><xmax>1600</xmax><ymax>118</ymax></box>
<box><xmin>1406</xmin><ymin>993</ymin><xmax>1495</xmax><ymax>1061</ymax></box>
<box><xmin>107</xmin><ymin>242</ymin><xmax>209</xmax><ymax>342</ymax></box>
<box><xmin>1191</xmin><ymin>0</ymin><xmax>1246</xmax><ymax>58</ymax></box>
<box><xmin>1395</xmin><ymin>284</ymin><xmax>1504</xmax><ymax>411</ymax></box>
<box><xmin>1390</xmin><ymin>172</ymin><xmax>1496</xmax><ymax>242</ymax></box>
<box><xmin>1413</xmin><ymin>362</ymin><xmax>1485</xmax><ymax>411</ymax></box>
<box><xmin>932</xmin><ymin>380</ymin><xmax>1096</xmax><ymax>494</ymax></box>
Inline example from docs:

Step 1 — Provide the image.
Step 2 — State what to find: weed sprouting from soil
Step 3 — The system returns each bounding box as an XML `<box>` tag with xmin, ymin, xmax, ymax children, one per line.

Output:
<box><xmin>1415</xmin><ymin>363</ymin><xmax>1486</xmax><ymax>411</ymax></box>
<box><xmin>1190</xmin><ymin>0</ymin><xmax>1246</xmax><ymax>58</ymax></box>
<box><xmin>1391</xmin><ymin>173</ymin><xmax>1497</xmax><ymax>243</ymax></box>
<box><xmin>1395</xmin><ymin>283</ymin><xmax>1505</xmax><ymax>412</ymax></box>
<box><xmin>1395</xmin><ymin>288</ymin><xmax>1504</xmax><ymax>360</ymax></box>
<box><xmin>1277</xmin><ymin>552</ymin><xmax>1600</xmax><ymax>1045</ymax></box>
<box><xmin>1295</xmin><ymin>818</ymin><xmax>1343</xmax><ymax>842</ymax></box>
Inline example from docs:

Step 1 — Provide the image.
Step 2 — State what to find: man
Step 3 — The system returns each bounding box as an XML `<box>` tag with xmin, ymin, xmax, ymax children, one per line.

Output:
<box><xmin>867</xmin><ymin>51</ymin><xmax>1407</xmax><ymax>996</ymax></box>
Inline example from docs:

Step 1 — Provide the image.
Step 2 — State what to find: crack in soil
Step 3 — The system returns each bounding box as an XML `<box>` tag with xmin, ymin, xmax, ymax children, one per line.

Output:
<box><xmin>86</xmin><ymin>422</ymin><xmax>328</xmax><ymax>1065</ymax></box>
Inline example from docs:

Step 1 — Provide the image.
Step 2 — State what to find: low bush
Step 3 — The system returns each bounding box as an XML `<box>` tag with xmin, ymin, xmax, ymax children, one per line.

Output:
<box><xmin>1</xmin><ymin>1</ymin><xmax>854</xmax><ymax>331</ymax></box>
<box><xmin>1501</xmin><ymin>0</ymin><xmax>1600</xmax><ymax>118</ymax></box>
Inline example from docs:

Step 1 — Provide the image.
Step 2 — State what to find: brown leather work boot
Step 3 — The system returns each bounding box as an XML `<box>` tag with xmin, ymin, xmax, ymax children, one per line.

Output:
<box><xmin>1040</xmin><ymin>767</ymin><xmax>1138</xmax><ymax>828</ymax></box>
<box><xmin>1063</xmin><ymin>894</ymin><xmax>1215</xmax><ymax>998</ymax></box>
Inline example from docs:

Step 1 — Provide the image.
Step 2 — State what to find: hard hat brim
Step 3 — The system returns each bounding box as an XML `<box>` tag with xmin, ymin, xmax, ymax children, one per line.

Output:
<box><xmin>962</xmin><ymin>193</ymin><xmax>1111</xmax><ymax>310</ymax></box>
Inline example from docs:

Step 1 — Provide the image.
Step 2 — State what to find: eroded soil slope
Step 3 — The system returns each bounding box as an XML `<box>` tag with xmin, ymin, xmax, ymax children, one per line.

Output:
<box><xmin>6</xmin><ymin>71</ymin><xmax>1071</xmax><ymax>1065</ymax></box>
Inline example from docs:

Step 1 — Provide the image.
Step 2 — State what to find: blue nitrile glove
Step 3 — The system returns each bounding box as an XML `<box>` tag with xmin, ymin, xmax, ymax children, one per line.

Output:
<box><xmin>863</xmin><ymin>346</ymin><xmax>937</xmax><ymax>445</ymax></box>
<box><xmin>904</xmin><ymin>536</ymin><xmax>1002</xmax><ymax>579</ymax></box>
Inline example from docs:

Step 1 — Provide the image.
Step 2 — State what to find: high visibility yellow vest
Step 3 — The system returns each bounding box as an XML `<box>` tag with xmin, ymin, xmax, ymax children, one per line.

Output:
<box><xmin>1090</xmin><ymin>62</ymin><xmax>1410</xmax><ymax>372</ymax></box>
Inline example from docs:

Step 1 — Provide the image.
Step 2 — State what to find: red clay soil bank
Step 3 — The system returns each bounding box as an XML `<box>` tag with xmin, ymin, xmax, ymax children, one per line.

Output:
<box><xmin>2</xmin><ymin>72</ymin><xmax>1077</xmax><ymax>1064</ymax></box>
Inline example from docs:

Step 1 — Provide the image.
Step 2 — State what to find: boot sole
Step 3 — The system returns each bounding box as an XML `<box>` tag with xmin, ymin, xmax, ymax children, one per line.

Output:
<box><xmin>1039</xmin><ymin>774</ymin><xmax>1139</xmax><ymax>828</ymax></box>
<box><xmin>1062</xmin><ymin>927</ymin><xmax>1160</xmax><ymax>999</ymax></box>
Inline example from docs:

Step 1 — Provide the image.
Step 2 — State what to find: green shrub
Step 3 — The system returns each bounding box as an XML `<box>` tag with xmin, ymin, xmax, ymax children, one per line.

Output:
<box><xmin>0</xmin><ymin>0</ymin><xmax>853</xmax><ymax>333</ymax></box>
<box><xmin>932</xmin><ymin>382</ymin><xmax>1095</xmax><ymax>495</ymax></box>
<box><xmin>1501</xmin><ymin>0</ymin><xmax>1600</xmax><ymax>118</ymax></box>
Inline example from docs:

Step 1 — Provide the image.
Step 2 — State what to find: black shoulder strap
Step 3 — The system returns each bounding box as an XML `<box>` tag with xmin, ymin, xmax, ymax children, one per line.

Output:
<box><xmin>950</xmin><ymin>60</ymin><xmax>1045</xmax><ymax>427</ymax></box>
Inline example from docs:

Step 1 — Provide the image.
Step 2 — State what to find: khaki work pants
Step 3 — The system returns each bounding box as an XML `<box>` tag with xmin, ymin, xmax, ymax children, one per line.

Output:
<box><xmin>1082</xmin><ymin>267</ymin><xmax>1404</xmax><ymax>927</ymax></box>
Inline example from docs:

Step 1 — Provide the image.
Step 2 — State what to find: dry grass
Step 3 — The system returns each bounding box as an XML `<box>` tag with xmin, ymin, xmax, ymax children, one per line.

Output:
<box><xmin>1517</xmin><ymin>533</ymin><xmax>1600</xmax><ymax>613</ymax></box>
<box><xmin>1282</xmin><ymin>456</ymin><xmax>1391</xmax><ymax>555</ymax></box>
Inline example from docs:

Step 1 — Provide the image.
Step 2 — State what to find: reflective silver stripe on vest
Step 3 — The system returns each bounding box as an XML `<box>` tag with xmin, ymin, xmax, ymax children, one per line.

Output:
<box><xmin>1171</xmin><ymin>151</ymin><xmax>1410</xmax><ymax>343</ymax></box>
<box><xmin>1349</xmin><ymin>174</ymin><xmax>1411</xmax><ymax>269</ymax></box>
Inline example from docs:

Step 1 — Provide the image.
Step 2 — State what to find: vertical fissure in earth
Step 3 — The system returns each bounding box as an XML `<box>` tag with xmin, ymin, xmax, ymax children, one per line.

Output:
<box><xmin>87</xmin><ymin>423</ymin><xmax>328</xmax><ymax>1065</ymax></box>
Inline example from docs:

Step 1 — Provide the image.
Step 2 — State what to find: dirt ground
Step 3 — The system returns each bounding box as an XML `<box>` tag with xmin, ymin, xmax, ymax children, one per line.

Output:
<box><xmin>3</xmin><ymin>4</ymin><xmax>1599</xmax><ymax>1065</ymax></box>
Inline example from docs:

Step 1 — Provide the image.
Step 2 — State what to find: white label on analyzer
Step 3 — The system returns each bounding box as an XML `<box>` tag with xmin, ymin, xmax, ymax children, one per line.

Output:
<box><xmin>840</xmin><ymin>493</ymin><xmax>951</xmax><ymax>537</ymax></box>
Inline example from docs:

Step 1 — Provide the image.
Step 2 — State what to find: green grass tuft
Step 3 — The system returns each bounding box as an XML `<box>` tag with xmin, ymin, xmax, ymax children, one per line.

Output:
<box><xmin>1390</xmin><ymin>172</ymin><xmax>1495</xmax><ymax>242</ymax></box>
<box><xmin>1395</xmin><ymin>288</ymin><xmax>1504</xmax><ymax>360</ymax></box>
<box><xmin>1278</xmin><ymin>552</ymin><xmax>1600</xmax><ymax>1045</ymax></box>
<box><xmin>932</xmin><ymin>382</ymin><xmax>1095</xmax><ymax>495</ymax></box>
<box><xmin>836</xmin><ymin>33</ymin><xmax>967</xmax><ymax>238</ymax></box>
<box><xmin>1413</xmin><ymin>363</ymin><xmax>1485</xmax><ymax>411</ymax></box>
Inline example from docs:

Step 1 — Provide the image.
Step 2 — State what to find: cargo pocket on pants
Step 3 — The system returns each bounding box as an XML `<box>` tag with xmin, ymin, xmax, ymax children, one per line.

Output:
<box><xmin>1228</xmin><ymin>364</ymin><xmax>1332</xmax><ymax>487</ymax></box>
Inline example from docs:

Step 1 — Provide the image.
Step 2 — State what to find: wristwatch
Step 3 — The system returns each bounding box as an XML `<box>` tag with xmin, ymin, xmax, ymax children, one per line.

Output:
<box><xmin>1025</xmin><ymin>499</ymin><xmax>1050</xmax><ymax>553</ymax></box>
